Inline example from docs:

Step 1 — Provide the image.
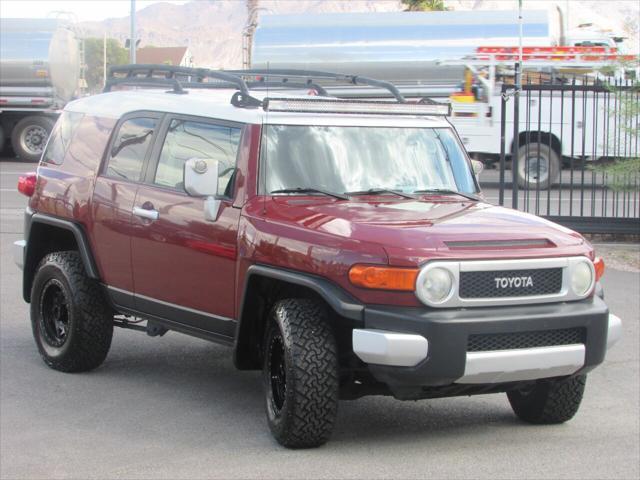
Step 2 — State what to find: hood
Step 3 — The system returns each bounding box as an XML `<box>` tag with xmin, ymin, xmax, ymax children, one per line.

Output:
<box><xmin>262</xmin><ymin>196</ymin><xmax>588</xmax><ymax>265</ymax></box>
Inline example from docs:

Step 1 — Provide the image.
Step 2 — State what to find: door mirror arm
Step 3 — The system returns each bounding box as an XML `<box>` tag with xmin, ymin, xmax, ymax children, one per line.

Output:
<box><xmin>204</xmin><ymin>196</ymin><xmax>221</xmax><ymax>222</ymax></box>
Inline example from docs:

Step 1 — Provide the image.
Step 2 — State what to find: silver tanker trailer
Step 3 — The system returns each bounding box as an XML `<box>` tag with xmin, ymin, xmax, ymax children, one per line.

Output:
<box><xmin>250</xmin><ymin>10</ymin><xmax>557</xmax><ymax>98</ymax></box>
<box><xmin>0</xmin><ymin>18</ymin><xmax>80</xmax><ymax>161</ymax></box>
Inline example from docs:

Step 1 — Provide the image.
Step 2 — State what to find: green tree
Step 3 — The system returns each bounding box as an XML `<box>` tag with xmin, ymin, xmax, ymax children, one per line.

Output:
<box><xmin>401</xmin><ymin>0</ymin><xmax>447</xmax><ymax>11</ymax></box>
<box><xmin>591</xmin><ymin>62</ymin><xmax>640</xmax><ymax>191</ymax></box>
<box><xmin>83</xmin><ymin>37</ymin><xmax>129</xmax><ymax>93</ymax></box>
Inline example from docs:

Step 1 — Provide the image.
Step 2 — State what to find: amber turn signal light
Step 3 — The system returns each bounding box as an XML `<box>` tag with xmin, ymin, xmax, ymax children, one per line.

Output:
<box><xmin>594</xmin><ymin>257</ymin><xmax>605</xmax><ymax>281</ymax></box>
<box><xmin>349</xmin><ymin>265</ymin><xmax>418</xmax><ymax>291</ymax></box>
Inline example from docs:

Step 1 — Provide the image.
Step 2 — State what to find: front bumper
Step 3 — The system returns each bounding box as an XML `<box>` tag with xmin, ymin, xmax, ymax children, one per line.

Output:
<box><xmin>353</xmin><ymin>296</ymin><xmax>618</xmax><ymax>388</ymax></box>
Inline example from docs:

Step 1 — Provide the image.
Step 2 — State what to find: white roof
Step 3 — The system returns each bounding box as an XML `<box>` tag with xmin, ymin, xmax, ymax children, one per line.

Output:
<box><xmin>65</xmin><ymin>89</ymin><xmax>451</xmax><ymax>128</ymax></box>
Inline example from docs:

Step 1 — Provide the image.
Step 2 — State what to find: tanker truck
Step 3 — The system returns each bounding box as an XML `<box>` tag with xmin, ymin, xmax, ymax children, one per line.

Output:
<box><xmin>0</xmin><ymin>18</ymin><xmax>80</xmax><ymax>162</ymax></box>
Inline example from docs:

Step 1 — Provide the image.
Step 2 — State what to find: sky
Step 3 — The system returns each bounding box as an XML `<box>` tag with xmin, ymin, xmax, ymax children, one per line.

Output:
<box><xmin>0</xmin><ymin>0</ymin><xmax>190</xmax><ymax>22</ymax></box>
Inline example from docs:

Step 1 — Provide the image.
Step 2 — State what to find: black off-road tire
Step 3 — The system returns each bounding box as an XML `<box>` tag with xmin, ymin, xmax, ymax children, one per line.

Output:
<box><xmin>263</xmin><ymin>298</ymin><xmax>339</xmax><ymax>449</ymax></box>
<box><xmin>507</xmin><ymin>375</ymin><xmax>586</xmax><ymax>424</ymax></box>
<box><xmin>0</xmin><ymin>124</ymin><xmax>5</xmax><ymax>153</ymax></box>
<box><xmin>30</xmin><ymin>251</ymin><xmax>113</xmax><ymax>372</ymax></box>
<box><xmin>11</xmin><ymin>115</ymin><xmax>55</xmax><ymax>162</ymax></box>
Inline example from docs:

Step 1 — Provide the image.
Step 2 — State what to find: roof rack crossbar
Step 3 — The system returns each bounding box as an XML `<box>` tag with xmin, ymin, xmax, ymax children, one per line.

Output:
<box><xmin>229</xmin><ymin>69</ymin><xmax>406</xmax><ymax>103</ymax></box>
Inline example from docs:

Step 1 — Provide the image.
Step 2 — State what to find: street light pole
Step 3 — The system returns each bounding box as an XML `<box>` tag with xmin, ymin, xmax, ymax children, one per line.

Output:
<box><xmin>130</xmin><ymin>0</ymin><xmax>136</xmax><ymax>63</ymax></box>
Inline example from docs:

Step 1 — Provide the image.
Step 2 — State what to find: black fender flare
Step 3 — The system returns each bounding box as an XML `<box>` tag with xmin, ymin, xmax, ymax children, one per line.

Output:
<box><xmin>232</xmin><ymin>264</ymin><xmax>364</xmax><ymax>369</ymax></box>
<box><xmin>23</xmin><ymin>211</ymin><xmax>100</xmax><ymax>301</ymax></box>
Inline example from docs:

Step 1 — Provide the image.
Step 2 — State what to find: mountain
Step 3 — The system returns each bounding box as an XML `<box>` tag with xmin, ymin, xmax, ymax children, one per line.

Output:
<box><xmin>79</xmin><ymin>1</ymin><xmax>405</xmax><ymax>68</ymax></box>
<box><xmin>79</xmin><ymin>0</ymin><xmax>639</xmax><ymax>69</ymax></box>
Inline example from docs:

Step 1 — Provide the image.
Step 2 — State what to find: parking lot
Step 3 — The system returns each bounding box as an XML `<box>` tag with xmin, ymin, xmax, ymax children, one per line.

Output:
<box><xmin>1</xmin><ymin>158</ymin><xmax>639</xmax><ymax>479</ymax></box>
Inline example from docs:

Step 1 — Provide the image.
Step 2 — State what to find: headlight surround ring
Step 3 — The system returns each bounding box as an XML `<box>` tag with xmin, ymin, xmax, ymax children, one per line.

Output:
<box><xmin>415</xmin><ymin>265</ymin><xmax>455</xmax><ymax>305</ymax></box>
<box><xmin>570</xmin><ymin>258</ymin><xmax>595</xmax><ymax>297</ymax></box>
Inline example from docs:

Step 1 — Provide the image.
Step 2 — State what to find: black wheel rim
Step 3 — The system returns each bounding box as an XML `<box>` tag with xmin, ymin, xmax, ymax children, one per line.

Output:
<box><xmin>39</xmin><ymin>279</ymin><xmax>70</xmax><ymax>348</ymax></box>
<box><xmin>268</xmin><ymin>332</ymin><xmax>287</xmax><ymax>412</ymax></box>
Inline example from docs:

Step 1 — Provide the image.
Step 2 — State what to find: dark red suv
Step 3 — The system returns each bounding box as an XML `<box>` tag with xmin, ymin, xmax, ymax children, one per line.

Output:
<box><xmin>14</xmin><ymin>66</ymin><xmax>621</xmax><ymax>448</ymax></box>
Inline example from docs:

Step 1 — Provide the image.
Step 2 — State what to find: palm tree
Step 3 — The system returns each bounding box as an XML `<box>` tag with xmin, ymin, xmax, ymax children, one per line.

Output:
<box><xmin>401</xmin><ymin>0</ymin><xmax>448</xmax><ymax>11</ymax></box>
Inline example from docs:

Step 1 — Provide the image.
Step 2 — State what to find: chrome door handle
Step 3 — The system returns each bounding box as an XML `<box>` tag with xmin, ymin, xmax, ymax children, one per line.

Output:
<box><xmin>133</xmin><ymin>206</ymin><xmax>159</xmax><ymax>221</ymax></box>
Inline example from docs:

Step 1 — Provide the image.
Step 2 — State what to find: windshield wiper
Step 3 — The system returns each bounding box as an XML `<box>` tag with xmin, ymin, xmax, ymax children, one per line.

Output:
<box><xmin>346</xmin><ymin>188</ymin><xmax>418</xmax><ymax>200</ymax></box>
<box><xmin>412</xmin><ymin>189</ymin><xmax>481</xmax><ymax>202</ymax></box>
<box><xmin>270</xmin><ymin>187</ymin><xmax>349</xmax><ymax>201</ymax></box>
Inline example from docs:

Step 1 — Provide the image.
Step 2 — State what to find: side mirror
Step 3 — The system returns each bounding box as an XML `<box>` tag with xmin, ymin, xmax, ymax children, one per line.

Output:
<box><xmin>184</xmin><ymin>157</ymin><xmax>220</xmax><ymax>197</ymax></box>
<box><xmin>184</xmin><ymin>158</ymin><xmax>221</xmax><ymax>221</ymax></box>
<box><xmin>471</xmin><ymin>159</ymin><xmax>484</xmax><ymax>177</ymax></box>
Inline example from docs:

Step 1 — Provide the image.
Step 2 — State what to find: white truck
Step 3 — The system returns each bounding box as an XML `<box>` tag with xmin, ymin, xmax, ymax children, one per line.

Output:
<box><xmin>249</xmin><ymin>10</ymin><xmax>637</xmax><ymax>189</ymax></box>
<box><xmin>0</xmin><ymin>18</ymin><xmax>80</xmax><ymax>162</ymax></box>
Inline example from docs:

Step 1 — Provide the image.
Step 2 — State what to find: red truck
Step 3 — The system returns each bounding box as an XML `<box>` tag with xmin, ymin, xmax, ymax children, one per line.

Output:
<box><xmin>14</xmin><ymin>66</ymin><xmax>622</xmax><ymax>448</ymax></box>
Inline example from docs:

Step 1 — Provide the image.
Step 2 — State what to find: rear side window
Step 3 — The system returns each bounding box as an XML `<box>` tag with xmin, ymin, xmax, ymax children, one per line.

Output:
<box><xmin>106</xmin><ymin>117</ymin><xmax>157</xmax><ymax>182</ymax></box>
<box><xmin>154</xmin><ymin>119</ymin><xmax>241</xmax><ymax>195</ymax></box>
<box><xmin>41</xmin><ymin>111</ymin><xmax>84</xmax><ymax>165</ymax></box>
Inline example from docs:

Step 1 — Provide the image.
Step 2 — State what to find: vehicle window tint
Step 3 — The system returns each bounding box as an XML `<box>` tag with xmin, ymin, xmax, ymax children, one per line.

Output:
<box><xmin>41</xmin><ymin>111</ymin><xmax>84</xmax><ymax>165</ymax></box>
<box><xmin>106</xmin><ymin>117</ymin><xmax>157</xmax><ymax>181</ymax></box>
<box><xmin>155</xmin><ymin>119</ymin><xmax>241</xmax><ymax>196</ymax></box>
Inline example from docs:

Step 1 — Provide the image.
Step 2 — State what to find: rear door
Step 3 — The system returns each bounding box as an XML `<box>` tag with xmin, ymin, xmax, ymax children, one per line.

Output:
<box><xmin>130</xmin><ymin>115</ymin><xmax>243</xmax><ymax>338</ymax></box>
<box><xmin>91</xmin><ymin>113</ymin><xmax>162</xmax><ymax>307</ymax></box>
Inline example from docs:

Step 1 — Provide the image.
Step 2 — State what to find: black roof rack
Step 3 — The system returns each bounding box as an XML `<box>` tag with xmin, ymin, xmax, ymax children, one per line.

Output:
<box><xmin>228</xmin><ymin>69</ymin><xmax>407</xmax><ymax>103</ymax></box>
<box><xmin>104</xmin><ymin>64</ymin><xmax>408</xmax><ymax>106</ymax></box>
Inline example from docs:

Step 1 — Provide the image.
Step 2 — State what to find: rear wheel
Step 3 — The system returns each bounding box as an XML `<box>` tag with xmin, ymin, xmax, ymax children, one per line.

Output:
<box><xmin>515</xmin><ymin>143</ymin><xmax>560</xmax><ymax>190</ymax></box>
<box><xmin>11</xmin><ymin>116</ymin><xmax>55</xmax><ymax>162</ymax></box>
<box><xmin>31</xmin><ymin>251</ymin><xmax>113</xmax><ymax>372</ymax></box>
<box><xmin>507</xmin><ymin>375</ymin><xmax>586</xmax><ymax>424</ymax></box>
<box><xmin>263</xmin><ymin>299</ymin><xmax>339</xmax><ymax>448</ymax></box>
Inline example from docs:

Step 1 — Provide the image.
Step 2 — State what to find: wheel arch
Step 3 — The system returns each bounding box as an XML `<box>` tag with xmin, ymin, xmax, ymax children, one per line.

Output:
<box><xmin>512</xmin><ymin>131</ymin><xmax>562</xmax><ymax>157</ymax></box>
<box><xmin>233</xmin><ymin>265</ymin><xmax>363</xmax><ymax>370</ymax></box>
<box><xmin>23</xmin><ymin>213</ymin><xmax>100</xmax><ymax>302</ymax></box>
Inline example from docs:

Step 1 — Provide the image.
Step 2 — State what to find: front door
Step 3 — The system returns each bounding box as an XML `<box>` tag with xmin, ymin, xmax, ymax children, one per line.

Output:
<box><xmin>130</xmin><ymin>115</ymin><xmax>243</xmax><ymax>338</ymax></box>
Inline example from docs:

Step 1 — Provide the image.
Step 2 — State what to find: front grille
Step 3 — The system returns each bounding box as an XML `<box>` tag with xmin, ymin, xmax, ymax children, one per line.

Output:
<box><xmin>459</xmin><ymin>268</ymin><xmax>562</xmax><ymax>298</ymax></box>
<box><xmin>467</xmin><ymin>328</ymin><xmax>585</xmax><ymax>352</ymax></box>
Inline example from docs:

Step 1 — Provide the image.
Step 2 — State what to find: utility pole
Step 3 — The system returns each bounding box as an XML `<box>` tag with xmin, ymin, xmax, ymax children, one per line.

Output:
<box><xmin>511</xmin><ymin>0</ymin><xmax>523</xmax><ymax>209</ymax></box>
<box><xmin>130</xmin><ymin>0</ymin><xmax>136</xmax><ymax>63</ymax></box>
<box><xmin>103</xmin><ymin>31</ymin><xmax>107</xmax><ymax>87</ymax></box>
<box><xmin>243</xmin><ymin>0</ymin><xmax>260</xmax><ymax>68</ymax></box>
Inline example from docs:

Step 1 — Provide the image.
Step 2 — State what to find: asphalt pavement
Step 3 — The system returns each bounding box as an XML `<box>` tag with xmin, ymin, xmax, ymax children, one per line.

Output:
<box><xmin>1</xmin><ymin>158</ymin><xmax>639</xmax><ymax>479</ymax></box>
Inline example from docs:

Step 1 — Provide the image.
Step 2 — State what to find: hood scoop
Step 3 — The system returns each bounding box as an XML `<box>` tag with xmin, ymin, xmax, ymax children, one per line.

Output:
<box><xmin>445</xmin><ymin>239</ymin><xmax>555</xmax><ymax>250</ymax></box>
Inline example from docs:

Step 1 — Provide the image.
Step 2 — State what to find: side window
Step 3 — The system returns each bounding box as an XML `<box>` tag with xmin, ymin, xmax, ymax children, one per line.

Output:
<box><xmin>154</xmin><ymin>119</ymin><xmax>241</xmax><ymax>196</ymax></box>
<box><xmin>106</xmin><ymin>117</ymin><xmax>157</xmax><ymax>182</ymax></box>
<box><xmin>41</xmin><ymin>111</ymin><xmax>84</xmax><ymax>165</ymax></box>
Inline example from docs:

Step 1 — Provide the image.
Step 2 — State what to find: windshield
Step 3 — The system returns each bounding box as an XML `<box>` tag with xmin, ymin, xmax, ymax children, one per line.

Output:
<box><xmin>260</xmin><ymin>125</ymin><xmax>477</xmax><ymax>195</ymax></box>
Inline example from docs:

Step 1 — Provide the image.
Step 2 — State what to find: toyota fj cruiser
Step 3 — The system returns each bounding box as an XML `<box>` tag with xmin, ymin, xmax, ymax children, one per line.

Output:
<box><xmin>14</xmin><ymin>65</ymin><xmax>622</xmax><ymax>448</ymax></box>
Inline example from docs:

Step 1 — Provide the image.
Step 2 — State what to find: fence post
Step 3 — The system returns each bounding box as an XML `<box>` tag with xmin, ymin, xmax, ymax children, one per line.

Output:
<box><xmin>511</xmin><ymin>62</ymin><xmax>520</xmax><ymax>209</ymax></box>
<box><xmin>499</xmin><ymin>85</ymin><xmax>507</xmax><ymax>206</ymax></box>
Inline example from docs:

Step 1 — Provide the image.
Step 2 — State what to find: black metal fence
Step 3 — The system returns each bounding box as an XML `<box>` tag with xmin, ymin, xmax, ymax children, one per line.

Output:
<box><xmin>496</xmin><ymin>75</ymin><xmax>639</xmax><ymax>235</ymax></box>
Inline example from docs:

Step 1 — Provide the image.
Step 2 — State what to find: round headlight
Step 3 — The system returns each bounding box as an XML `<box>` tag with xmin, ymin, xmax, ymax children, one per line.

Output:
<box><xmin>571</xmin><ymin>260</ymin><xmax>594</xmax><ymax>297</ymax></box>
<box><xmin>416</xmin><ymin>267</ymin><xmax>454</xmax><ymax>305</ymax></box>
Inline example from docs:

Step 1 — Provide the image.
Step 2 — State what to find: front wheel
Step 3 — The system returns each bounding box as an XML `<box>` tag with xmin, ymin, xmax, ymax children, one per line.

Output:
<box><xmin>263</xmin><ymin>299</ymin><xmax>339</xmax><ymax>448</ymax></box>
<box><xmin>507</xmin><ymin>375</ymin><xmax>586</xmax><ymax>424</ymax></box>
